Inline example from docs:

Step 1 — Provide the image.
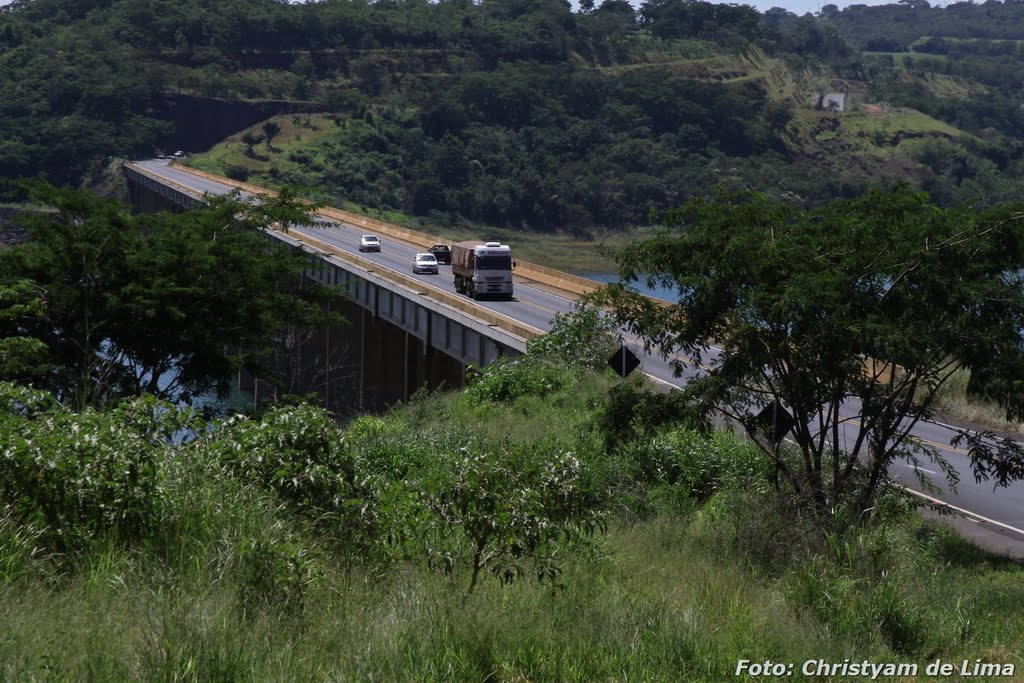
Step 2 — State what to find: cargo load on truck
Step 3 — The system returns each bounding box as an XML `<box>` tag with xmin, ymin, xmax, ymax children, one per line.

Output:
<box><xmin>451</xmin><ymin>240</ymin><xmax>514</xmax><ymax>301</ymax></box>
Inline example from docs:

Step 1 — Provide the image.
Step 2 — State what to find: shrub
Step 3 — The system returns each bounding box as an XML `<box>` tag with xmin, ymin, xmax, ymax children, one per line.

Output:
<box><xmin>0</xmin><ymin>389</ymin><xmax>197</xmax><ymax>553</ymax></box>
<box><xmin>0</xmin><ymin>382</ymin><xmax>56</xmax><ymax>418</ymax></box>
<box><xmin>595</xmin><ymin>379</ymin><xmax>709</xmax><ymax>452</ymax></box>
<box><xmin>225</xmin><ymin>165</ymin><xmax>251</xmax><ymax>181</ymax></box>
<box><xmin>207</xmin><ymin>404</ymin><xmax>399</xmax><ymax>559</ymax></box>
<box><xmin>464</xmin><ymin>359</ymin><xmax>565</xmax><ymax>404</ymax></box>
<box><xmin>526</xmin><ymin>305</ymin><xmax>618</xmax><ymax>372</ymax></box>
<box><xmin>209</xmin><ymin>404</ymin><xmax>353</xmax><ymax>515</ymax></box>
<box><xmin>410</xmin><ymin>439</ymin><xmax>606</xmax><ymax>594</ymax></box>
<box><xmin>610</xmin><ymin>428</ymin><xmax>768</xmax><ymax>517</ymax></box>
<box><xmin>344</xmin><ymin>415</ymin><xmax>389</xmax><ymax>444</ymax></box>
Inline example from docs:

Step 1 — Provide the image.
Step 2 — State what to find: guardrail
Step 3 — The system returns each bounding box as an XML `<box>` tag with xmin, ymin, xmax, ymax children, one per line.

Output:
<box><xmin>125</xmin><ymin>162</ymin><xmax>206</xmax><ymax>202</ymax></box>
<box><xmin>165</xmin><ymin>163</ymin><xmax>605</xmax><ymax>297</ymax></box>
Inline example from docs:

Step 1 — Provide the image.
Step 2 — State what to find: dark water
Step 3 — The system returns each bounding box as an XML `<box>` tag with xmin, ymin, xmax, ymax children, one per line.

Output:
<box><xmin>191</xmin><ymin>384</ymin><xmax>255</xmax><ymax>415</ymax></box>
<box><xmin>582</xmin><ymin>273</ymin><xmax>678</xmax><ymax>303</ymax></box>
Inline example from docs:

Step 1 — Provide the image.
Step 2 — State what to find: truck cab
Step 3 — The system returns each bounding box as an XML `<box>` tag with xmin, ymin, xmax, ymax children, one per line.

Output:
<box><xmin>451</xmin><ymin>240</ymin><xmax>514</xmax><ymax>300</ymax></box>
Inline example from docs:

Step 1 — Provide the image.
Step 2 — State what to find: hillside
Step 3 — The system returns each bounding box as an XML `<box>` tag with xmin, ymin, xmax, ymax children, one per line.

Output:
<box><xmin>1</xmin><ymin>357</ymin><xmax>1022</xmax><ymax>679</ymax></box>
<box><xmin>4</xmin><ymin>0</ymin><xmax>1024</xmax><ymax>233</ymax></box>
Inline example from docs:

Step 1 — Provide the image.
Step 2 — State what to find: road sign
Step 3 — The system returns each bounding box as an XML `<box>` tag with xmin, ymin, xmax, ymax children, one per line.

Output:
<box><xmin>753</xmin><ymin>400</ymin><xmax>796</xmax><ymax>446</ymax></box>
<box><xmin>609</xmin><ymin>344</ymin><xmax>641</xmax><ymax>379</ymax></box>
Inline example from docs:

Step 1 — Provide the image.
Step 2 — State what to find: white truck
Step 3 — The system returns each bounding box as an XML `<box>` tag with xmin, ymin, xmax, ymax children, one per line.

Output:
<box><xmin>451</xmin><ymin>240</ymin><xmax>514</xmax><ymax>300</ymax></box>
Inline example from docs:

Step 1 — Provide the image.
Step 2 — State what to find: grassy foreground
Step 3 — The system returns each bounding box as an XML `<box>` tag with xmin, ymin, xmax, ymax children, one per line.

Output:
<box><xmin>0</xmin><ymin>363</ymin><xmax>1022</xmax><ymax>681</ymax></box>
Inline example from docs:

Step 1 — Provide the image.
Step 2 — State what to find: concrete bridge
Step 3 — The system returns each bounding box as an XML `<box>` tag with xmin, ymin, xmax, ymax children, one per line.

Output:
<box><xmin>123</xmin><ymin>160</ymin><xmax>601</xmax><ymax>412</ymax></box>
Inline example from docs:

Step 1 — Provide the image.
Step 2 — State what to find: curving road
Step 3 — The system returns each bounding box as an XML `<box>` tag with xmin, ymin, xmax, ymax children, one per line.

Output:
<box><xmin>133</xmin><ymin>158</ymin><xmax>1024</xmax><ymax>558</ymax></box>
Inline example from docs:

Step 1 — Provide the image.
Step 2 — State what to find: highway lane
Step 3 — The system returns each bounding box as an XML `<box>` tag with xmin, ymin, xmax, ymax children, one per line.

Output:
<box><xmin>133</xmin><ymin>158</ymin><xmax>1024</xmax><ymax>555</ymax></box>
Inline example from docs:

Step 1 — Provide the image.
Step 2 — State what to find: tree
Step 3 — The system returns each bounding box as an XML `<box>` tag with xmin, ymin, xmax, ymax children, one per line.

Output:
<box><xmin>262</xmin><ymin>120</ymin><xmax>281</xmax><ymax>149</ymax></box>
<box><xmin>0</xmin><ymin>279</ymin><xmax>49</xmax><ymax>382</ymax></box>
<box><xmin>416</xmin><ymin>438</ymin><xmax>605</xmax><ymax>595</ymax></box>
<box><xmin>0</xmin><ymin>183</ymin><xmax>136</xmax><ymax>407</ymax></box>
<box><xmin>0</xmin><ymin>181</ymin><xmax>344</xmax><ymax>408</ymax></box>
<box><xmin>589</xmin><ymin>187</ymin><xmax>1024</xmax><ymax>525</ymax></box>
<box><xmin>241</xmin><ymin>131</ymin><xmax>263</xmax><ymax>156</ymax></box>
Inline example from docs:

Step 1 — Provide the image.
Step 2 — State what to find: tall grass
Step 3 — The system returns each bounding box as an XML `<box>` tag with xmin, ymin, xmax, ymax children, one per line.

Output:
<box><xmin>1</xmin><ymin>368</ymin><xmax>1022</xmax><ymax>680</ymax></box>
<box><xmin>931</xmin><ymin>366</ymin><xmax>1024</xmax><ymax>433</ymax></box>
<box><xmin>0</xmin><ymin>520</ymin><xmax>886</xmax><ymax>681</ymax></box>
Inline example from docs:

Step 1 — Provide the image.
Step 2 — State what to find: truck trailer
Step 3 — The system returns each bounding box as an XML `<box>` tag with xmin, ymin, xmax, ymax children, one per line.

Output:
<box><xmin>451</xmin><ymin>240</ymin><xmax>514</xmax><ymax>300</ymax></box>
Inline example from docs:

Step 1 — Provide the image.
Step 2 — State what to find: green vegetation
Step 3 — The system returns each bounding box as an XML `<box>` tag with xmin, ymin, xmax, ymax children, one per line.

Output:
<box><xmin>7</xmin><ymin>0</ymin><xmax>1024</xmax><ymax>675</ymax></box>
<box><xmin>591</xmin><ymin>187</ymin><xmax>1024</xmax><ymax>523</ymax></box>
<box><xmin>0</xmin><ymin>181</ymin><xmax>344</xmax><ymax>409</ymax></box>
<box><xmin>1</xmin><ymin>352</ymin><xmax>1022</xmax><ymax>679</ymax></box>
<box><xmin>932</xmin><ymin>367</ymin><xmax>1024</xmax><ymax>436</ymax></box>
<box><xmin>10</xmin><ymin>0</ymin><xmax>1024</xmax><ymax>236</ymax></box>
<box><xmin>1</xmin><ymin>233</ymin><xmax>1022</xmax><ymax>675</ymax></box>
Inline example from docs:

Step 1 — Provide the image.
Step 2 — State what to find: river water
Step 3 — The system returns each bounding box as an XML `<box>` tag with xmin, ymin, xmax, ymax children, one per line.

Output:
<box><xmin>581</xmin><ymin>273</ymin><xmax>677</xmax><ymax>303</ymax></box>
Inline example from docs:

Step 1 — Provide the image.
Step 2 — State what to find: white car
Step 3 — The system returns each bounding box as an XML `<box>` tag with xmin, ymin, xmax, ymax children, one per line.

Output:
<box><xmin>359</xmin><ymin>234</ymin><xmax>381</xmax><ymax>252</ymax></box>
<box><xmin>412</xmin><ymin>253</ymin><xmax>439</xmax><ymax>274</ymax></box>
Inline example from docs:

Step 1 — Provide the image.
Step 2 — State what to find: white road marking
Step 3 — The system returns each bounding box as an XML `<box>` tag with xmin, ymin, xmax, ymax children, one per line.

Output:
<box><xmin>900</xmin><ymin>487</ymin><xmax>1024</xmax><ymax>538</ymax></box>
<box><xmin>922</xmin><ymin>416</ymin><xmax>1024</xmax><ymax>446</ymax></box>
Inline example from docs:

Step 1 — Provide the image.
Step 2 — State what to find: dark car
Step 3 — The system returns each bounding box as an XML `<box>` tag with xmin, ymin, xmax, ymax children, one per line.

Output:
<box><xmin>430</xmin><ymin>244</ymin><xmax>451</xmax><ymax>264</ymax></box>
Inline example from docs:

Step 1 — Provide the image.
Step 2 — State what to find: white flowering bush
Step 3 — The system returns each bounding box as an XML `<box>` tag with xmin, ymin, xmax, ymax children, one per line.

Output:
<box><xmin>0</xmin><ymin>384</ymin><xmax>197</xmax><ymax>553</ymax></box>
<box><xmin>208</xmin><ymin>404</ymin><xmax>355</xmax><ymax>516</ymax></box>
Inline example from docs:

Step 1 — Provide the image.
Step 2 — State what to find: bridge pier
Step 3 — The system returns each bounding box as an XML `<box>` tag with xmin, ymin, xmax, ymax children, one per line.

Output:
<box><xmin>360</xmin><ymin>308</ymin><xmax>405</xmax><ymax>411</ymax></box>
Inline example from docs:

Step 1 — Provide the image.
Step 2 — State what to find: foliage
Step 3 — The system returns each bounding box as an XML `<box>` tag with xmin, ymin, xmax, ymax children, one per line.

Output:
<box><xmin>205</xmin><ymin>396</ymin><xmax>608</xmax><ymax>594</ymax></box>
<box><xmin>0</xmin><ymin>0</ymin><xmax>879</xmax><ymax>231</ymax></box>
<box><xmin>262</xmin><ymin>120</ymin><xmax>281</xmax><ymax>149</ymax></box>
<box><xmin>210</xmin><ymin>404</ymin><xmax>354</xmax><ymax>519</ymax></box>
<box><xmin>235</xmin><ymin>534</ymin><xmax>317</xmax><ymax>615</ymax></box>
<box><xmin>413</xmin><ymin>438</ymin><xmax>606</xmax><ymax>594</ymax></box>
<box><xmin>0</xmin><ymin>279</ymin><xmax>49</xmax><ymax>382</ymax></box>
<box><xmin>783</xmin><ymin>553</ymin><xmax>926</xmax><ymax>654</ymax></box>
<box><xmin>595</xmin><ymin>377</ymin><xmax>709</xmax><ymax>452</ymax></box>
<box><xmin>526</xmin><ymin>304</ymin><xmax>619</xmax><ymax>372</ymax></box>
<box><xmin>7</xmin><ymin>0</ymin><xmax>1024</xmax><ymax>230</ymax></box>
<box><xmin>0</xmin><ymin>355</ymin><xmax>1023</xmax><ymax>676</ymax></box>
<box><xmin>595</xmin><ymin>422</ymin><xmax>767</xmax><ymax>518</ymax></box>
<box><xmin>590</xmin><ymin>186</ymin><xmax>1024</xmax><ymax>524</ymax></box>
<box><xmin>0</xmin><ymin>181</ymin><xmax>344</xmax><ymax>408</ymax></box>
<box><xmin>829</xmin><ymin>1</ymin><xmax>1024</xmax><ymax>53</ymax></box>
<box><xmin>464</xmin><ymin>358</ymin><xmax>565</xmax><ymax>403</ymax></box>
<box><xmin>627</xmin><ymin>428</ymin><xmax>767</xmax><ymax>503</ymax></box>
<box><xmin>0</xmin><ymin>383</ymin><xmax>198</xmax><ymax>554</ymax></box>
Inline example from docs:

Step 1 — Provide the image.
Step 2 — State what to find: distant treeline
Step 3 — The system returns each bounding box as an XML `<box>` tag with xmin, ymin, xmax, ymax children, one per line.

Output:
<box><xmin>5</xmin><ymin>0</ymin><xmax>1024</xmax><ymax>230</ymax></box>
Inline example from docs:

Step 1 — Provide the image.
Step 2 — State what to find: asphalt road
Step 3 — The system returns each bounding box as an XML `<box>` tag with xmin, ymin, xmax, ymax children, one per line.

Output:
<box><xmin>134</xmin><ymin>158</ymin><xmax>1024</xmax><ymax>558</ymax></box>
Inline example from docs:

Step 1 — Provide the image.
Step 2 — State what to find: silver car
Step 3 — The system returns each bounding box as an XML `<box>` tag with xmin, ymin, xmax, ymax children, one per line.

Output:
<box><xmin>412</xmin><ymin>253</ymin><xmax>439</xmax><ymax>274</ymax></box>
<box><xmin>359</xmin><ymin>234</ymin><xmax>381</xmax><ymax>252</ymax></box>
